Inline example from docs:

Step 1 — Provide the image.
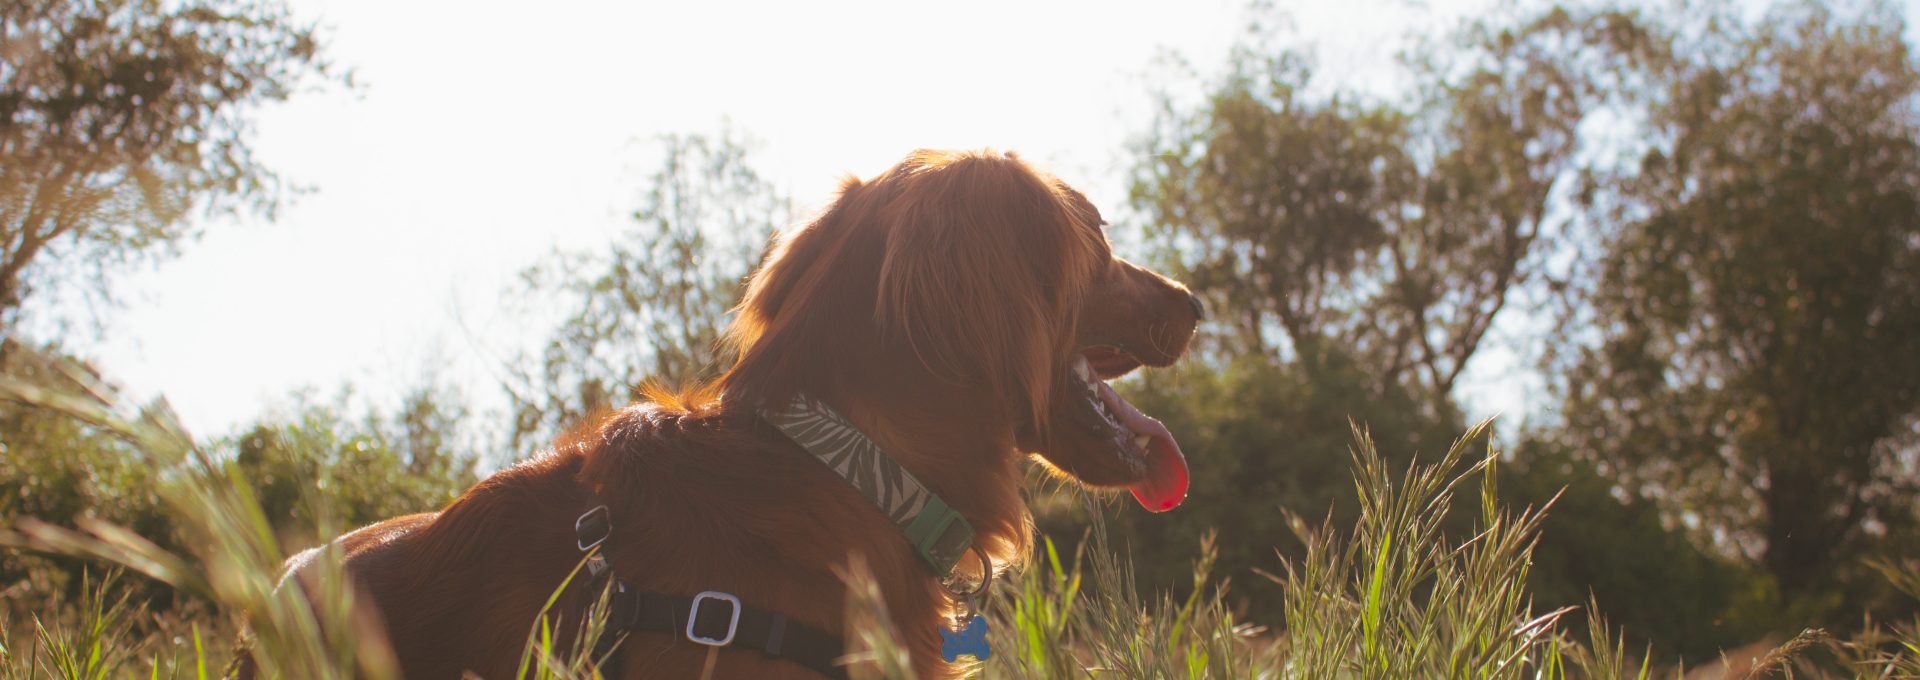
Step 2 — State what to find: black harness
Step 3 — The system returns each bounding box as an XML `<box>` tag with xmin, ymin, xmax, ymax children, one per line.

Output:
<box><xmin>565</xmin><ymin>397</ymin><xmax>993</xmax><ymax>677</ymax></box>
<box><xmin>572</xmin><ymin>498</ymin><xmax>850</xmax><ymax>679</ymax></box>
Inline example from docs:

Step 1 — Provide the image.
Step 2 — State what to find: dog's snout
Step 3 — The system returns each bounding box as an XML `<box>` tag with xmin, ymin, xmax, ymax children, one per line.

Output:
<box><xmin>1187</xmin><ymin>292</ymin><xmax>1205</xmax><ymax>321</ymax></box>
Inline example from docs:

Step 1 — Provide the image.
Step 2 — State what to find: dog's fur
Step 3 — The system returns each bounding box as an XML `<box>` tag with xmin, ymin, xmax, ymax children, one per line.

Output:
<box><xmin>299</xmin><ymin>150</ymin><xmax>1200</xmax><ymax>678</ymax></box>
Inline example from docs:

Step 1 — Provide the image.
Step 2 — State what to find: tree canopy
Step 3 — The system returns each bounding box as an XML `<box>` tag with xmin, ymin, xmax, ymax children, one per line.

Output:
<box><xmin>1130</xmin><ymin>4</ymin><xmax>1658</xmax><ymax>421</ymax></box>
<box><xmin>1122</xmin><ymin>0</ymin><xmax>1920</xmax><ymax>659</ymax></box>
<box><xmin>504</xmin><ymin>130</ymin><xmax>784</xmax><ymax>446</ymax></box>
<box><xmin>0</xmin><ymin>0</ymin><xmax>334</xmax><ymax>332</ymax></box>
<box><xmin>1551</xmin><ymin>0</ymin><xmax>1920</xmax><ymax>602</ymax></box>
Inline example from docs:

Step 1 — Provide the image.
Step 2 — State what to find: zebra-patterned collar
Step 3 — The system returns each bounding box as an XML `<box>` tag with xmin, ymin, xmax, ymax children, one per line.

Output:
<box><xmin>763</xmin><ymin>394</ymin><xmax>977</xmax><ymax>576</ymax></box>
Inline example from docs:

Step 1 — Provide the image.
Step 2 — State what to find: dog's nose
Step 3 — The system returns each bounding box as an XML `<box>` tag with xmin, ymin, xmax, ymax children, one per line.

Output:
<box><xmin>1187</xmin><ymin>292</ymin><xmax>1205</xmax><ymax>321</ymax></box>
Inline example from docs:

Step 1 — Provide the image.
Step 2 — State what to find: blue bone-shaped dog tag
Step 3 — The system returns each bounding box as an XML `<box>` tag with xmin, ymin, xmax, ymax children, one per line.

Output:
<box><xmin>940</xmin><ymin>615</ymin><xmax>990</xmax><ymax>662</ymax></box>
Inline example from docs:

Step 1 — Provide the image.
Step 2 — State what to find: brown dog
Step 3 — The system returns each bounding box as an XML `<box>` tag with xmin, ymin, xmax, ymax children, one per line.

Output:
<box><xmin>303</xmin><ymin>150</ymin><xmax>1200</xmax><ymax>678</ymax></box>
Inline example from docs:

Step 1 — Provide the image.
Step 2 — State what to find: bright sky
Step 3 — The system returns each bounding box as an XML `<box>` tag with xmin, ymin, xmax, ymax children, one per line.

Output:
<box><xmin>67</xmin><ymin>0</ymin><xmax>1920</xmax><ymax>445</ymax></box>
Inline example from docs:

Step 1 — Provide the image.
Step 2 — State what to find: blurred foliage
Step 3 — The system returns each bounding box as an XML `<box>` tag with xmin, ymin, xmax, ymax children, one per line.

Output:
<box><xmin>1128</xmin><ymin>0</ymin><xmax>1659</xmax><ymax>419</ymax></box>
<box><xmin>505</xmin><ymin>127</ymin><xmax>784</xmax><ymax>447</ymax></box>
<box><xmin>0</xmin><ymin>342</ymin><xmax>177</xmax><ymax>612</ymax></box>
<box><xmin>2</xmin><ymin>371</ymin><xmax>1898</xmax><ymax>677</ymax></box>
<box><xmin>1505</xmin><ymin>436</ymin><xmax>1772</xmax><ymax>661</ymax></box>
<box><xmin>1118</xmin><ymin>0</ymin><xmax>1641</xmax><ymax>649</ymax></box>
<box><xmin>226</xmin><ymin>383</ymin><xmax>478</xmax><ymax>545</ymax></box>
<box><xmin>1545</xmin><ymin>0</ymin><xmax>1920</xmax><ymax>609</ymax></box>
<box><xmin>1120</xmin><ymin>0</ymin><xmax>1920</xmax><ymax>666</ymax></box>
<box><xmin>4</xmin><ymin>0</ymin><xmax>1920</xmax><ymax>673</ymax></box>
<box><xmin>0</xmin><ymin>341</ymin><xmax>476</xmax><ymax>638</ymax></box>
<box><xmin>0</xmin><ymin>0</ymin><xmax>338</xmax><ymax>332</ymax></box>
<box><xmin>0</xmin><ymin>345</ymin><xmax>402</xmax><ymax>680</ymax></box>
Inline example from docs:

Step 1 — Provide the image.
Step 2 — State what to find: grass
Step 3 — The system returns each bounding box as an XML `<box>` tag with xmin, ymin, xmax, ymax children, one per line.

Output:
<box><xmin>0</xmin><ymin>353</ymin><xmax>394</xmax><ymax>680</ymax></box>
<box><xmin>2</xmin><ymin>347</ymin><xmax>1917</xmax><ymax>679</ymax></box>
<box><xmin>6</xmin><ymin>571</ymin><xmax>141</xmax><ymax>680</ymax></box>
<box><xmin>510</xmin><ymin>554</ymin><xmax>622</xmax><ymax>680</ymax></box>
<box><xmin>930</xmin><ymin>419</ymin><xmax>1596</xmax><ymax>679</ymax></box>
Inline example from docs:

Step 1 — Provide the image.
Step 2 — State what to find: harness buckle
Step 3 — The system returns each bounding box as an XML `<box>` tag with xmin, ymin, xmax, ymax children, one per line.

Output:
<box><xmin>576</xmin><ymin>505</ymin><xmax>611</xmax><ymax>552</ymax></box>
<box><xmin>686</xmin><ymin>591</ymin><xmax>742</xmax><ymax>646</ymax></box>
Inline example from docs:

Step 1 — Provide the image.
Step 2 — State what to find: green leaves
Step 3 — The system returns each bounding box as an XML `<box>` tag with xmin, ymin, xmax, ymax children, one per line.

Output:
<box><xmin>505</xmin><ymin>128</ymin><xmax>783</xmax><ymax>447</ymax></box>
<box><xmin>0</xmin><ymin>346</ymin><xmax>400</xmax><ymax>680</ymax></box>
<box><xmin>0</xmin><ymin>0</ymin><xmax>339</xmax><ymax>330</ymax></box>
<box><xmin>1129</xmin><ymin>0</ymin><xmax>1920</xmax><ymax>663</ymax></box>
<box><xmin>966</xmin><ymin>419</ymin><xmax>1640</xmax><ymax>679</ymax></box>
<box><xmin>1556</xmin><ymin>0</ymin><xmax>1920</xmax><ymax>602</ymax></box>
<box><xmin>226</xmin><ymin>384</ymin><xmax>477</xmax><ymax>539</ymax></box>
<box><xmin>1129</xmin><ymin>3</ymin><xmax>1644</xmax><ymax>414</ymax></box>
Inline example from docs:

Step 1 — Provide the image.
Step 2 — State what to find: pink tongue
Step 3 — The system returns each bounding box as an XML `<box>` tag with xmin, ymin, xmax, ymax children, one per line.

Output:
<box><xmin>1095</xmin><ymin>382</ymin><xmax>1190</xmax><ymax>512</ymax></box>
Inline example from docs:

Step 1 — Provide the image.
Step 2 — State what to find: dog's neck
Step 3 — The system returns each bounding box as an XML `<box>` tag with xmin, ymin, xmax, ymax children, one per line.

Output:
<box><xmin>763</xmin><ymin>394</ymin><xmax>978</xmax><ymax>576</ymax></box>
<box><xmin>809</xmin><ymin>366</ymin><xmax>1033</xmax><ymax>574</ymax></box>
<box><xmin>572</xmin><ymin>400</ymin><xmax>989</xmax><ymax>679</ymax></box>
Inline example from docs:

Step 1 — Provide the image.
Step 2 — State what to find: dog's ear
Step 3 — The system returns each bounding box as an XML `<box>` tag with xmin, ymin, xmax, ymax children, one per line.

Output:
<box><xmin>728</xmin><ymin>176</ymin><xmax>850</xmax><ymax>354</ymax></box>
<box><xmin>874</xmin><ymin>151</ymin><xmax>1096</xmax><ymax>424</ymax></box>
<box><xmin>723</xmin><ymin>174</ymin><xmax>874</xmax><ymax>408</ymax></box>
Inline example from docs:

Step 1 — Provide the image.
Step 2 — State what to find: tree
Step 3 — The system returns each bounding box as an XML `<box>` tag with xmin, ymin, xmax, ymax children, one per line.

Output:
<box><xmin>1554</xmin><ymin>0</ymin><xmax>1920</xmax><ymax>602</ymax></box>
<box><xmin>505</xmin><ymin>130</ymin><xmax>785</xmax><ymax>446</ymax></box>
<box><xmin>1129</xmin><ymin>4</ymin><xmax>1656</xmax><ymax>420</ymax></box>
<box><xmin>1100</xmin><ymin>2</ymin><xmax>1664</xmax><ymax>628</ymax></box>
<box><xmin>0</xmin><ymin>0</ymin><xmax>334</xmax><ymax>332</ymax></box>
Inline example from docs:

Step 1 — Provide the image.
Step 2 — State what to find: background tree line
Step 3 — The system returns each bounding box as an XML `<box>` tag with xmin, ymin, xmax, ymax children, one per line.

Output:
<box><xmin>1112</xmin><ymin>0</ymin><xmax>1920</xmax><ymax>660</ymax></box>
<box><xmin>2</xmin><ymin>0</ymin><xmax>1917</xmax><ymax>669</ymax></box>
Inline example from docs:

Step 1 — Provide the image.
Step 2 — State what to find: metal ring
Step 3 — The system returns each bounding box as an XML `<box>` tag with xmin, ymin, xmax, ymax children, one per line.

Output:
<box><xmin>575</xmin><ymin>505</ymin><xmax>611</xmax><ymax>552</ymax></box>
<box><xmin>942</xmin><ymin>546</ymin><xmax>993</xmax><ymax>599</ymax></box>
<box><xmin>686</xmin><ymin>591</ymin><xmax>743</xmax><ymax>647</ymax></box>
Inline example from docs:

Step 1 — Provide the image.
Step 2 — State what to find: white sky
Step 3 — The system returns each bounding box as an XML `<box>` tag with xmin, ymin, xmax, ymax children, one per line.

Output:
<box><xmin>66</xmin><ymin>0</ymin><xmax>1920</xmax><ymax>444</ymax></box>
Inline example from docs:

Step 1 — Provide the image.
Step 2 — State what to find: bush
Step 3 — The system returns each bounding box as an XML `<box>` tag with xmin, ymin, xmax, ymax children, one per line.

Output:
<box><xmin>1507</xmin><ymin>439</ymin><xmax>1776</xmax><ymax>664</ymax></box>
<box><xmin>228</xmin><ymin>388</ymin><xmax>478</xmax><ymax>546</ymax></box>
<box><xmin>0</xmin><ymin>345</ymin><xmax>478</xmax><ymax>666</ymax></box>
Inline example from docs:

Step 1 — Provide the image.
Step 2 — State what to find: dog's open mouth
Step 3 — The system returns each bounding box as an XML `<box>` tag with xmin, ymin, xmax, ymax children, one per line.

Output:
<box><xmin>1070</xmin><ymin>347</ymin><xmax>1189</xmax><ymax>512</ymax></box>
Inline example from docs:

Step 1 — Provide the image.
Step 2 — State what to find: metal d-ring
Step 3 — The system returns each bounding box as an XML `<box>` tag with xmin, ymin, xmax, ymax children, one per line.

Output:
<box><xmin>941</xmin><ymin>546</ymin><xmax>993</xmax><ymax>601</ymax></box>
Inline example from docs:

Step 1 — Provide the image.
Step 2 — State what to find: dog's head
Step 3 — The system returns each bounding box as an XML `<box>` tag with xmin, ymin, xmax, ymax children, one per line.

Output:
<box><xmin>724</xmin><ymin>150</ymin><xmax>1200</xmax><ymax>511</ymax></box>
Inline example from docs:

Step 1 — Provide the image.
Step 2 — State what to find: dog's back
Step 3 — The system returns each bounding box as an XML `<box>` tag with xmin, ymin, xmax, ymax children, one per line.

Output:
<box><xmin>229</xmin><ymin>513</ymin><xmax>437</xmax><ymax>680</ymax></box>
<box><xmin>234</xmin><ymin>452</ymin><xmax>588</xmax><ymax>680</ymax></box>
<box><xmin>343</xmin><ymin>453</ymin><xmax>587</xmax><ymax>678</ymax></box>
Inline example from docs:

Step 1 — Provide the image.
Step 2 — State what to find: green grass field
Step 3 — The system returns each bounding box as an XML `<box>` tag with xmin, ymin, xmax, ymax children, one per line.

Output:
<box><xmin>1</xmin><ymin>353</ymin><xmax>1915</xmax><ymax>680</ymax></box>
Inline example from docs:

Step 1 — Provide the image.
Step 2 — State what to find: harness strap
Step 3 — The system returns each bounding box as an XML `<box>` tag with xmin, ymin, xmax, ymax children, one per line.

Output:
<box><xmin>593</xmin><ymin>588</ymin><xmax>849</xmax><ymax>680</ymax></box>
<box><xmin>575</xmin><ymin>493</ymin><xmax>850</xmax><ymax>680</ymax></box>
